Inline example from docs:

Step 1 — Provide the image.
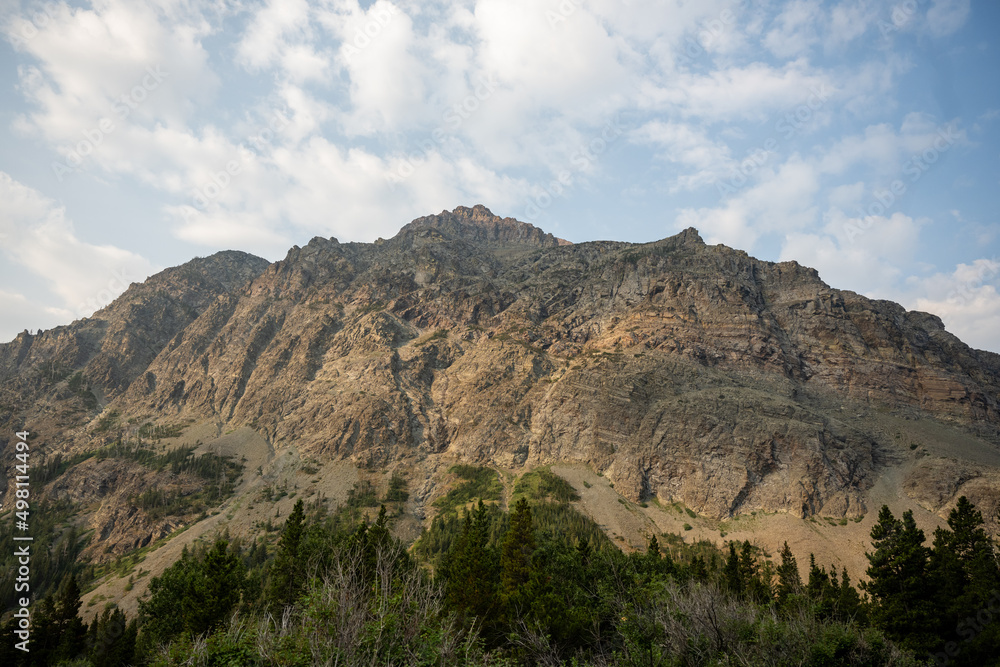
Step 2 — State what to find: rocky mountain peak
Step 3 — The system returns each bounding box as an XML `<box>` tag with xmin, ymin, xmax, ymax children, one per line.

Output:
<box><xmin>398</xmin><ymin>204</ymin><xmax>571</xmax><ymax>248</ymax></box>
<box><xmin>3</xmin><ymin>206</ymin><xmax>1000</xmax><ymax>582</ymax></box>
<box><xmin>674</xmin><ymin>227</ymin><xmax>704</xmax><ymax>246</ymax></box>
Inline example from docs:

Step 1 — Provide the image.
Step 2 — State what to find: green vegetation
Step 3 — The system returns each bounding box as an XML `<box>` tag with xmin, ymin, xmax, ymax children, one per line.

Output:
<box><xmin>34</xmin><ymin>451</ymin><xmax>96</xmax><ymax>485</ymax></box>
<box><xmin>3</xmin><ymin>451</ymin><xmax>997</xmax><ymax>667</ymax></box>
<box><xmin>67</xmin><ymin>372</ymin><xmax>99</xmax><ymax>411</ymax></box>
<box><xmin>513</xmin><ymin>466</ymin><xmax>579</xmax><ymax>503</ymax></box>
<box><xmin>384</xmin><ymin>471</ymin><xmax>409</xmax><ymax>502</ymax></box>
<box><xmin>415</xmin><ymin>328</ymin><xmax>449</xmax><ymax>345</ymax></box>
<box><xmin>136</xmin><ymin>422</ymin><xmax>184</xmax><ymax>440</ymax></box>
<box><xmin>56</xmin><ymin>495</ymin><xmax>927</xmax><ymax>667</ymax></box>
<box><xmin>117</xmin><ymin>447</ymin><xmax>243</xmax><ymax>519</ymax></box>
<box><xmin>0</xmin><ymin>499</ymin><xmax>89</xmax><ymax>614</ymax></box>
<box><xmin>415</xmin><ymin>465</ymin><xmax>609</xmax><ymax>574</ymax></box>
<box><xmin>343</xmin><ymin>479</ymin><xmax>379</xmax><ymax>508</ymax></box>
<box><xmin>94</xmin><ymin>409</ymin><xmax>120</xmax><ymax>434</ymax></box>
<box><xmin>432</xmin><ymin>464</ymin><xmax>502</xmax><ymax>514</ymax></box>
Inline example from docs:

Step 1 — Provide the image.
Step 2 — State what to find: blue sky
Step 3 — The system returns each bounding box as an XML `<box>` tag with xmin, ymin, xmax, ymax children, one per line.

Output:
<box><xmin>1</xmin><ymin>0</ymin><xmax>999</xmax><ymax>352</ymax></box>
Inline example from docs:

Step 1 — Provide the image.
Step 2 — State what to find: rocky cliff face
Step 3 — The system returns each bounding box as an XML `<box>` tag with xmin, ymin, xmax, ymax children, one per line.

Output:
<box><xmin>2</xmin><ymin>205</ymin><xmax>999</xmax><ymax>561</ymax></box>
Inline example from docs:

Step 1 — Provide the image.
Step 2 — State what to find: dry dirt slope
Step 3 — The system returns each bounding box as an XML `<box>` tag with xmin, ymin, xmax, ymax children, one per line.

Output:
<box><xmin>81</xmin><ymin>410</ymin><xmax>999</xmax><ymax>621</ymax></box>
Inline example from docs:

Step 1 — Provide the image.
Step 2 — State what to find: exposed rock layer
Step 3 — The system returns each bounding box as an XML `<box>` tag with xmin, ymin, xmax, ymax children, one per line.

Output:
<box><xmin>2</xmin><ymin>205</ymin><xmax>999</xmax><ymax>555</ymax></box>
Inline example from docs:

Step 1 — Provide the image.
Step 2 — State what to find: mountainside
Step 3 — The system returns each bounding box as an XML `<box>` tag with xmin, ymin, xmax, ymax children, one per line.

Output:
<box><xmin>2</xmin><ymin>205</ymin><xmax>999</xmax><ymax>615</ymax></box>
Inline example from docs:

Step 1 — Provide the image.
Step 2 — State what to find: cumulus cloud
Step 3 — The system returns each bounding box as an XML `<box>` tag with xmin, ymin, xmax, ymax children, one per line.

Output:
<box><xmin>631</xmin><ymin>121</ymin><xmax>736</xmax><ymax>192</ymax></box>
<box><xmin>910</xmin><ymin>258</ymin><xmax>1000</xmax><ymax>352</ymax></box>
<box><xmin>7</xmin><ymin>0</ymin><xmax>218</xmax><ymax>155</ymax></box>
<box><xmin>0</xmin><ymin>0</ymin><xmax>987</xmax><ymax>350</ymax></box>
<box><xmin>0</xmin><ymin>173</ymin><xmax>157</xmax><ymax>327</ymax></box>
<box><xmin>764</xmin><ymin>0</ymin><xmax>823</xmax><ymax>58</ymax></box>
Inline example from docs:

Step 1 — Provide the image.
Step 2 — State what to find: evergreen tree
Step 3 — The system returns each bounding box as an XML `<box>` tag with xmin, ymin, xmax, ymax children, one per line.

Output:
<box><xmin>265</xmin><ymin>498</ymin><xmax>306</xmax><ymax>611</ymax></box>
<box><xmin>928</xmin><ymin>496</ymin><xmax>1000</xmax><ymax>664</ymax></box>
<box><xmin>52</xmin><ymin>574</ymin><xmax>87</xmax><ymax>661</ymax></box>
<box><xmin>862</xmin><ymin>506</ymin><xmax>936</xmax><ymax>653</ymax></box>
<box><xmin>139</xmin><ymin>538</ymin><xmax>248</xmax><ymax>649</ymax></box>
<box><xmin>642</xmin><ymin>534</ymin><xmax>676</xmax><ymax>579</ymax></box>
<box><xmin>738</xmin><ymin>541</ymin><xmax>770</xmax><ymax>603</ymax></box>
<box><xmin>688</xmin><ymin>554</ymin><xmax>709</xmax><ymax>582</ymax></box>
<box><xmin>441</xmin><ymin>501</ymin><xmax>499</xmax><ymax>631</ymax></box>
<box><xmin>500</xmin><ymin>498</ymin><xmax>535</xmax><ymax>614</ymax></box>
<box><xmin>776</xmin><ymin>541</ymin><xmax>802</xmax><ymax>608</ymax></box>
<box><xmin>646</xmin><ymin>534</ymin><xmax>660</xmax><ymax>561</ymax></box>
<box><xmin>836</xmin><ymin>567</ymin><xmax>863</xmax><ymax>623</ymax></box>
<box><xmin>723</xmin><ymin>542</ymin><xmax>743</xmax><ymax>597</ymax></box>
<box><xmin>27</xmin><ymin>593</ymin><xmax>58</xmax><ymax>663</ymax></box>
<box><xmin>87</xmin><ymin>607</ymin><xmax>137</xmax><ymax>667</ymax></box>
<box><xmin>192</xmin><ymin>539</ymin><xmax>247</xmax><ymax>633</ymax></box>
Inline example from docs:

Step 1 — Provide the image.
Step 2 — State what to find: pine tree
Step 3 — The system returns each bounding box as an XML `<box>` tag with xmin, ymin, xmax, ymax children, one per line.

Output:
<box><xmin>928</xmin><ymin>496</ymin><xmax>1000</xmax><ymax>664</ymax></box>
<box><xmin>776</xmin><ymin>541</ymin><xmax>802</xmax><ymax>608</ymax></box>
<box><xmin>500</xmin><ymin>498</ymin><xmax>535</xmax><ymax>614</ymax></box>
<box><xmin>723</xmin><ymin>542</ymin><xmax>743</xmax><ymax>597</ymax></box>
<box><xmin>836</xmin><ymin>567</ymin><xmax>863</xmax><ymax>623</ymax></box>
<box><xmin>862</xmin><ymin>506</ymin><xmax>936</xmax><ymax>653</ymax></box>
<box><xmin>52</xmin><ymin>574</ymin><xmax>87</xmax><ymax>661</ymax></box>
<box><xmin>265</xmin><ymin>498</ymin><xmax>306</xmax><ymax>610</ymax></box>
<box><xmin>87</xmin><ymin>607</ymin><xmax>136</xmax><ymax>666</ymax></box>
<box><xmin>191</xmin><ymin>539</ymin><xmax>246</xmax><ymax>635</ymax></box>
<box><xmin>739</xmin><ymin>541</ymin><xmax>770</xmax><ymax>602</ymax></box>
<box><xmin>646</xmin><ymin>534</ymin><xmax>660</xmax><ymax>561</ymax></box>
<box><xmin>806</xmin><ymin>553</ymin><xmax>836</xmax><ymax>619</ymax></box>
<box><xmin>29</xmin><ymin>594</ymin><xmax>59</xmax><ymax>664</ymax></box>
<box><xmin>442</xmin><ymin>501</ymin><xmax>499</xmax><ymax>630</ymax></box>
<box><xmin>642</xmin><ymin>534</ymin><xmax>675</xmax><ymax>578</ymax></box>
<box><xmin>139</xmin><ymin>538</ymin><xmax>248</xmax><ymax>648</ymax></box>
<box><xmin>689</xmin><ymin>554</ymin><xmax>709</xmax><ymax>582</ymax></box>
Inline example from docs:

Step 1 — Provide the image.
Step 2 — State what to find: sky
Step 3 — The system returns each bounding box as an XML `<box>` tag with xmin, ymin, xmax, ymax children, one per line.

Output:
<box><xmin>1</xmin><ymin>0</ymin><xmax>999</xmax><ymax>353</ymax></box>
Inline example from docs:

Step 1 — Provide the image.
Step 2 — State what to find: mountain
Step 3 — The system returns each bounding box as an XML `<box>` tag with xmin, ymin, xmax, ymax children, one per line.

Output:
<box><xmin>2</xmin><ymin>204</ymin><xmax>999</xmax><ymax>616</ymax></box>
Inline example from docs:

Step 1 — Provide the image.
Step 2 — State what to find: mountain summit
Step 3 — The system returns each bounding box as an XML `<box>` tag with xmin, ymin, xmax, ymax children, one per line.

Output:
<box><xmin>398</xmin><ymin>204</ymin><xmax>572</xmax><ymax>247</ymax></box>
<box><xmin>1</xmin><ymin>206</ymin><xmax>999</xmax><ymax>615</ymax></box>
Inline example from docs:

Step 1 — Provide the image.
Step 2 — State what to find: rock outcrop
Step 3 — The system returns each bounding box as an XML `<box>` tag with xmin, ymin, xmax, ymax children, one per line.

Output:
<box><xmin>2</xmin><ymin>205</ymin><xmax>999</xmax><ymax>559</ymax></box>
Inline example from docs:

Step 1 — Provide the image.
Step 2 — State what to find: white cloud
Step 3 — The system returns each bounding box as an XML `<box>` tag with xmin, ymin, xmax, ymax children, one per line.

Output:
<box><xmin>0</xmin><ymin>289</ymin><xmax>72</xmax><ymax>343</ymax></box>
<box><xmin>317</xmin><ymin>1</ymin><xmax>430</xmax><ymax>135</ymax></box>
<box><xmin>675</xmin><ymin>155</ymin><xmax>821</xmax><ymax>250</ymax></box>
<box><xmin>909</xmin><ymin>258</ymin><xmax>1000</xmax><ymax>352</ymax></box>
<box><xmin>236</xmin><ymin>0</ymin><xmax>312</xmax><ymax>72</ymax></box>
<box><xmin>827</xmin><ymin>0</ymin><xmax>879</xmax><ymax>47</ymax></box>
<box><xmin>925</xmin><ymin>0</ymin><xmax>971</xmax><ymax>38</ymax></box>
<box><xmin>0</xmin><ymin>172</ymin><xmax>157</xmax><ymax>321</ymax></box>
<box><xmin>780</xmin><ymin>208</ymin><xmax>925</xmax><ymax>290</ymax></box>
<box><xmin>764</xmin><ymin>0</ymin><xmax>822</xmax><ymax>58</ymax></box>
<box><xmin>0</xmin><ymin>0</ymin><xmax>990</xmax><ymax>353</ymax></box>
<box><xmin>643</xmin><ymin>60</ymin><xmax>833</xmax><ymax>122</ymax></box>
<box><xmin>772</xmin><ymin>212</ymin><xmax>1000</xmax><ymax>353</ymax></box>
<box><xmin>631</xmin><ymin>121</ymin><xmax>735</xmax><ymax>191</ymax></box>
<box><xmin>8</xmin><ymin>0</ymin><xmax>218</xmax><ymax>152</ymax></box>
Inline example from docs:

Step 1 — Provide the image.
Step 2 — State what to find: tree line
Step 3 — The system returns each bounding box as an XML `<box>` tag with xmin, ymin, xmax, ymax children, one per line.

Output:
<box><xmin>1</xmin><ymin>493</ymin><xmax>998</xmax><ymax>665</ymax></box>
